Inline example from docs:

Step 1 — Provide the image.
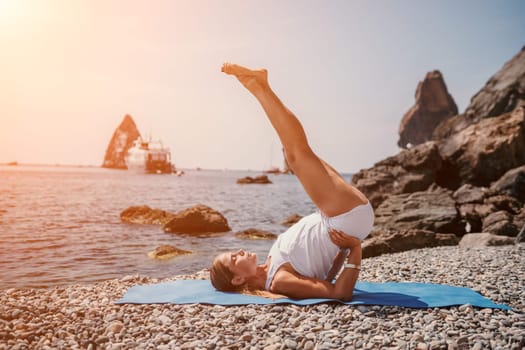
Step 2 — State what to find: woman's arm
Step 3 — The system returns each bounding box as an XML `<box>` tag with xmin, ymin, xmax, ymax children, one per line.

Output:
<box><xmin>271</xmin><ymin>231</ymin><xmax>362</xmax><ymax>301</ymax></box>
<box><xmin>330</xmin><ymin>242</ymin><xmax>361</xmax><ymax>301</ymax></box>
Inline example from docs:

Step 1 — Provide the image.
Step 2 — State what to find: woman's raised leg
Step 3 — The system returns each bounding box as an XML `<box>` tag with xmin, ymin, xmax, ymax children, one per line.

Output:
<box><xmin>222</xmin><ymin>63</ymin><xmax>367</xmax><ymax>216</ymax></box>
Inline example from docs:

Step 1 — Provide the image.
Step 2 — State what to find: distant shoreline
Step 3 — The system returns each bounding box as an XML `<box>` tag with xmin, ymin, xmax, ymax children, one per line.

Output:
<box><xmin>0</xmin><ymin>163</ymin><xmax>353</xmax><ymax>176</ymax></box>
<box><xmin>0</xmin><ymin>162</ymin><xmax>99</xmax><ymax>168</ymax></box>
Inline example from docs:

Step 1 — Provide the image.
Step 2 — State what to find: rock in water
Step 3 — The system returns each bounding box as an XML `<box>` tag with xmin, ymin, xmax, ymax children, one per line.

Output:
<box><xmin>398</xmin><ymin>70</ymin><xmax>458</xmax><ymax>149</ymax></box>
<box><xmin>148</xmin><ymin>245</ymin><xmax>191</xmax><ymax>259</ymax></box>
<box><xmin>235</xmin><ymin>228</ymin><xmax>277</xmax><ymax>240</ymax></box>
<box><xmin>163</xmin><ymin>204</ymin><xmax>231</xmax><ymax>234</ymax></box>
<box><xmin>236</xmin><ymin>175</ymin><xmax>272</xmax><ymax>184</ymax></box>
<box><xmin>102</xmin><ymin>114</ymin><xmax>141</xmax><ymax>169</ymax></box>
<box><xmin>281</xmin><ymin>214</ymin><xmax>303</xmax><ymax>227</ymax></box>
<box><xmin>120</xmin><ymin>205</ymin><xmax>175</xmax><ymax>225</ymax></box>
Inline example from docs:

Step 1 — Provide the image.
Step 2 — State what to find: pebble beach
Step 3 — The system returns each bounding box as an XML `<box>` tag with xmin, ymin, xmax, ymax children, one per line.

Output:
<box><xmin>1</xmin><ymin>244</ymin><xmax>524</xmax><ymax>350</ymax></box>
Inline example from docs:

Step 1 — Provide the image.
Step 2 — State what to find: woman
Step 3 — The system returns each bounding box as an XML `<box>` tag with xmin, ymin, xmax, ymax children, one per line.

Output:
<box><xmin>211</xmin><ymin>63</ymin><xmax>374</xmax><ymax>301</ymax></box>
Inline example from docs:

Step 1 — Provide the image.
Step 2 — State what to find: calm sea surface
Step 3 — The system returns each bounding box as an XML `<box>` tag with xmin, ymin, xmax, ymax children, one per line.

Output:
<box><xmin>0</xmin><ymin>165</ymin><xmax>352</xmax><ymax>289</ymax></box>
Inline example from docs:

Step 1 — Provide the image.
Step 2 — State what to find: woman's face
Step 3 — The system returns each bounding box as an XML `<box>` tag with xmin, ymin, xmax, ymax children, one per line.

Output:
<box><xmin>219</xmin><ymin>249</ymin><xmax>258</xmax><ymax>284</ymax></box>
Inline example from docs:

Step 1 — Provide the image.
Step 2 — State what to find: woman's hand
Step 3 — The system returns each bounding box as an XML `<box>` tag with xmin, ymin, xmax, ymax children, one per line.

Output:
<box><xmin>329</xmin><ymin>229</ymin><xmax>361</xmax><ymax>249</ymax></box>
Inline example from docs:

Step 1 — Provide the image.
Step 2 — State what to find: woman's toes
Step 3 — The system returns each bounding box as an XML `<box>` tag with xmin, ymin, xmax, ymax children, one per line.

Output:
<box><xmin>221</xmin><ymin>63</ymin><xmax>233</xmax><ymax>73</ymax></box>
<box><xmin>221</xmin><ymin>63</ymin><xmax>262</xmax><ymax>77</ymax></box>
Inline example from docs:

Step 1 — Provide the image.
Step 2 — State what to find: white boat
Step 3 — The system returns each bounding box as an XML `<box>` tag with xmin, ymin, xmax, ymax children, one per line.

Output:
<box><xmin>125</xmin><ymin>137</ymin><xmax>175</xmax><ymax>174</ymax></box>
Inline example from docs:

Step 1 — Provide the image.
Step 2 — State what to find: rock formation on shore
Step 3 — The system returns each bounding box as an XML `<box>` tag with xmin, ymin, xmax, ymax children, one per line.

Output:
<box><xmin>438</xmin><ymin>107</ymin><xmax>525</xmax><ymax>187</ymax></box>
<box><xmin>102</xmin><ymin>114</ymin><xmax>141</xmax><ymax>169</ymax></box>
<box><xmin>398</xmin><ymin>70</ymin><xmax>458</xmax><ymax>149</ymax></box>
<box><xmin>354</xmin><ymin>46</ymin><xmax>525</xmax><ymax>254</ymax></box>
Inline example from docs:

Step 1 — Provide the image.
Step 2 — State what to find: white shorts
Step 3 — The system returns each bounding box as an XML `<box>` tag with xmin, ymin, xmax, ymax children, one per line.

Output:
<box><xmin>321</xmin><ymin>202</ymin><xmax>375</xmax><ymax>240</ymax></box>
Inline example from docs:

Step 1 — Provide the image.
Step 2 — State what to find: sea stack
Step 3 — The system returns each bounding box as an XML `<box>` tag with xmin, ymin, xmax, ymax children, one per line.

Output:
<box><xmin>398</xmin><ymin>70</ymin><xmax>458</xmax><ymax>149</ymax></box>
<box><xmin>102</xmin><ymin>114</ymin><xmax>141</xmax><ymax>169</ymax></box>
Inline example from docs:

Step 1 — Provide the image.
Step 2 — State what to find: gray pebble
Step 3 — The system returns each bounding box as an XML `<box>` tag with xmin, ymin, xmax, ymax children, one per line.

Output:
<box><xmin>284</xmin><ymin>339</ymin><xmax>297</xmax><ymax>349</ymax></box>
<box><xmin>303</xmin><ymin>340</ymin><xmax>314</xmax><ymax>350</ymax></box>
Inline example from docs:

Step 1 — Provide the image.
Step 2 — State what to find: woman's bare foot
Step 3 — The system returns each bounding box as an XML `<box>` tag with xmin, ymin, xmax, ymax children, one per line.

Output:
<box><xmin>221</xmin><ymin>63</ymin><xmax>269</xmax><ymax>95</ymax></box>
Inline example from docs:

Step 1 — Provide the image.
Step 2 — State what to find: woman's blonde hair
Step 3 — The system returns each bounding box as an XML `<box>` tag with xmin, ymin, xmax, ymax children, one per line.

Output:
<box><xmin>210</xmin><ymin>255</ymin><xmax>287</xmax><ymax>299</ymax></box>
<box><xmin>210</xmin><ymin>255</ymin><xmax>240</xmax><ymax>292</ymax></box>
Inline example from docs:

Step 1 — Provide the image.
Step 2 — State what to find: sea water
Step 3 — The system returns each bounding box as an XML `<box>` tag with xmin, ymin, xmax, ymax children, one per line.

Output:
<box><xmin>0</xmin><ymin>165</ymin><xmax>352</xmax><ymax>289</ymax></box>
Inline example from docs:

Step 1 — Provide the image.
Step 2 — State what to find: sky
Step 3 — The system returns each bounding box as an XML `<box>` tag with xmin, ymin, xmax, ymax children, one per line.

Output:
<box><xmin>1</xmin><ymin>0</ymin><xmax>524</xmax><ymax>173</ymax></box>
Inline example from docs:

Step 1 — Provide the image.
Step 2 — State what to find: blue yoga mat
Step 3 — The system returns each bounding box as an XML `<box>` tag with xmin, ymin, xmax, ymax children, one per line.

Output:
<box><xmin>116</xmin><ymin>280</ymin><xmax>510</xmax><ymax>309</ymax></box>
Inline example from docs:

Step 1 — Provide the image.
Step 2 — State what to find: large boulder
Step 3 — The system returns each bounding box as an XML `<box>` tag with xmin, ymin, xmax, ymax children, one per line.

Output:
<box><xmin>436</xmin><ymin>107</ymin><xmax>525</xmax><ymax>188</ymax></box>
<box><xmin>120</xmin><ymin>205</ymin><xmax>175</xmax><ymax>225</ymax></box>
<box><xmin>452</xmin><ymin>184</ymin><xmax>487</xmax><ymax>204</ymax></box>
<box><xmin>485</xmin><ymin>194</ymin><xmax>523</xmax><ymax>215</ymax></box>
<box><xmin>102</xmin><ymin>114</ymin><xmax>141</xmax><ymax>169</ymax></box>
<box><xmin>459</xmin><ymin>233</ymin><xmax>515</xmax><ymax>248</ymax></box>
<box><xmin>352</xmin><ymin>142</ymin><xmax>442</xmax><ymax>208</ymax></box>
<box><xmin>489</xmin><ymin>165</ymin><xmax>525</xmax><ymax>202</ymax></box>
<box><xmin>362</xmin><ymin>229</ymin><xmax>459</xmax><ymax>258</ymax></box>
<box><xmin>163</xmin><ymin>204</ymin><xmax>231</xmax><ymax>234</ymax></box>
<box><xmin>373</xmin><ymin>186</ymin><xmax>464</xmax><ymax>234</ymax></box>
<box><xmin>398</xmin><ymin>70</ymin><xmax>458</xmax><ymax>149</ymax></box>
<box><xmin>482</xmin><ymin>210</ymin><xmax>519</xmax><ymax>236</ymax></box>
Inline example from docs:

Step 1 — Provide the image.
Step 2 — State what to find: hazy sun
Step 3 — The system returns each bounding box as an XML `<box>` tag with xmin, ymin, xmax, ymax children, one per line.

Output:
<box><xmin>0</xmin><ymin>0</ymin><xmax>26</xmax><ymax>24</ymax></box>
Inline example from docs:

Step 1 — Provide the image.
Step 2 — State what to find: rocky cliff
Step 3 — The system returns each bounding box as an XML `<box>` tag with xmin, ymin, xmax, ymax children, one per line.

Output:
<box><xmin>102</xmin><ymin>115</ymin><xmax>141</xmax><ymax>169</ymax></box>
<box><xmin>433</xmin><ymin>46</ymin><xmax>525</xmax><ymax>140</ymax></box>
<box><xmin>465</xmin><ymin>46</ymin><xmax>525</xmax><ymax>120</ymax></box>
<box><xmin>353</xmin><ymin>46</ymin><xmax>525</xmax><ymax>256</ymax></box>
